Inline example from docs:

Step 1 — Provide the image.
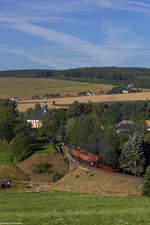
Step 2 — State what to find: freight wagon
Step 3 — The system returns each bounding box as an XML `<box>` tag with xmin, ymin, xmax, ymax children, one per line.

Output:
<box><xmin>72</xmin><ymin>148</ymin><xmax>98</xmax><ymax>164</ymax></box>
<box><xmin>71</xmin><ymin>147</ymin><xmax>119</xmax><ymax>172</ymax></box>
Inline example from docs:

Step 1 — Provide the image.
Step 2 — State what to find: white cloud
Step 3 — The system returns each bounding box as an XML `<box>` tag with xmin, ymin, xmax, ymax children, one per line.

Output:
<box><xmin>8</xmin><ymin>20</ymin><xmax>120</xmax><ymax>66</ymax></box>
<box><xmin>0</xmin><ymin>14</ymin><xmax>148</xmax><ymax>68</ymax></box>
<box><xmin>7</xmin><ymin>0</ymin><xmax>150</xmax><ymax>16</ymax></box>
<box><xmin>0</xmin><ymin>1</ymin><xmax>150</xmax><ymax>68</ymax></box>
<box><xmin>0</xmin><ymin>47</ymin><xmax>64</xmax><ymax>68</ymax></box>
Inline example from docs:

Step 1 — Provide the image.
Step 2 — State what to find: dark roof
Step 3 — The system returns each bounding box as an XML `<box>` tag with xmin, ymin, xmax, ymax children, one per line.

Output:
<box><xmin>27</xmin><ymin>110</ymin><xmax>50</xmax><ymax>120</ymax></box>
<box><xmin>117</xmin><ymin>123</ymin><xmax>137</xmax><ymax>131</ymax></box>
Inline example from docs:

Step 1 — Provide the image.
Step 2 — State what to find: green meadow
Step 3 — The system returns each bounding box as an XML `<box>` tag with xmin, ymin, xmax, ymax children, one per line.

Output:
<box><xmin>0</xmin><ymin>190</ymin><xmax>150</xmax><ymax>225</ymax></box>
<box><xmin>0</xmin><ymin>77</ymin><xmax>113</xmax><ymax>99</ymax></box>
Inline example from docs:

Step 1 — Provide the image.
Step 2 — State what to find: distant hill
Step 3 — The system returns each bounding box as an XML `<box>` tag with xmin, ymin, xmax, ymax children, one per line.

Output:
<box><xmin>0</xmin><ymin>69</ymin><xmax>59</xmax><ymax>78</ymax></box>
<box><xmin>1</xmin><ymin>67</ymin><xmax>150</xmax><ymax>88</ymax></box>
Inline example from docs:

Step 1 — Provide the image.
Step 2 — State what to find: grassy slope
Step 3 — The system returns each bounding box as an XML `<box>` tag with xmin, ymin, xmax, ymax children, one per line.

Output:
<box><xmin>0</xmin><ymin>190</ymin><xmax>150</xmax><ymax>225</ymax></box>
<box><xmin>0</xmin><ymin>144</ymin><xmax>28</xmax><ymax>182</ymax></box>
<box><xmin>0</xmin><ymin>77</ymin><xmax>112</xmax><ymax>99</ymax></box>
<box><xmin>0</xmin><ymin>142</ymin><xmax>68</xmax><ymax>192</ymax></box>
<box><xmin>17</xmin><ymin>153</ymin><xmax>68</xmax><ymax>183</ymax></box>
<box><xmin>52</xmin><ymin>167</ymin><xmax>143</xmax><ymax>196</ymax></box>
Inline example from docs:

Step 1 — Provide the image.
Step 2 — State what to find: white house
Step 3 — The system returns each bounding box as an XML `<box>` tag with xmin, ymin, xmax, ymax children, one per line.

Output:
<box><xmin>27</xmin><ymin>111</ymin><xmax>46</xmax><ymax>128</ymax></box>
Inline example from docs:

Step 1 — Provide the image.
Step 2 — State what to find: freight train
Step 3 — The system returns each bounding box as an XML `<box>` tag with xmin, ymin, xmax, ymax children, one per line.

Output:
<box><xmin>71</xmin><ymin>147</ymin><xmax>119</xmax><ymax>172</ymax></box>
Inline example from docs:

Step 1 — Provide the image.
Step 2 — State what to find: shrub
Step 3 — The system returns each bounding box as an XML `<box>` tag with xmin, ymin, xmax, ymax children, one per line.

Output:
<box><xmin>52</xmin><ymin>172</ymin><xmax>63</xmax><ymax>182</ymax></box>
<box><xmin>33</xmin><ymin>162</ymin><xmax>52</xmax><ymax>174</ymax></box>
<box><xmin>142</xmin><ymin>165</ymin><xmax>150</xmax><ymax>197</ymax></box>
<box><xmin>52</xmin><ymin>100</ymin><xmax>56</xmax><ymax>106</ymax></box>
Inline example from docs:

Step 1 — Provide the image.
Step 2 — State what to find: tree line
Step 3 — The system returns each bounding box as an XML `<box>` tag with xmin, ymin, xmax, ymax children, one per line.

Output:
<box><xmin>2</xmin><ymin>67</ymin><xmax>150</xmax><ymax>88</ymax></box>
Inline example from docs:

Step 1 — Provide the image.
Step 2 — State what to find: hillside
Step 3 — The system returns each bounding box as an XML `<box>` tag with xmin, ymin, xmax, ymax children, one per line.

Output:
<box><xmin>0</xmin><ymin>142</ymin><xmax>68</xmax><ymax>192</ymax></box>
<box><xmin>0</xmin><ymin>77</ymin><xmax>112</xmax><ymax>99</ymax></box>
<box><xmin>17</xmin><ymin>153</ymin><xmax>68</xmax><ymax>183</ymax></box>
<box><xmin>0</xmin><ymin>69</ymin><xmax>58</xmax><ymax>77</ymax></box>
<box><xmin>1</xmin><ymin>67</ymin><xmax>150</xmax><ymax>88</ymax></box>
<box><xmin>51</xmin><ymin>167</ymin><xmax>143</xmax><ymax>196</ymax></box>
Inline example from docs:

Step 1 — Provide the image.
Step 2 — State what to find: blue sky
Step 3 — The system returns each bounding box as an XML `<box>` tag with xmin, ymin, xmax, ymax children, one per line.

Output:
<box><xmin>1</xmin><ymin>0</ymin><xmax>150</xmax><ymax>70</ymax></box>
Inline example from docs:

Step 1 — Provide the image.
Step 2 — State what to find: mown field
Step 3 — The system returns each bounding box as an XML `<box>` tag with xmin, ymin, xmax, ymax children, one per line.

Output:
<box><xmin>0</xmin><ymin>190</ymin><xmax>150</xmax><ymax>225</ymax></box>
<box><xmin>18</xmin><ymin>92</ymin><xmax>150</xmax><ymax>111</ymax></box>
<box><xmin>0</xmin><ymin>77</ymin><xmax>112</xmax><ymax>99</ymax></box>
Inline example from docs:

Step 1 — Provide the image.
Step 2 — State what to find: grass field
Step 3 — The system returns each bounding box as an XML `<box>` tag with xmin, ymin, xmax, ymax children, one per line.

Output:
<box><xmin>0</xmin><ymin>190</ymin><xmax>150</xmax><ymax>225</ymax></box>
<box><xmin>0</xmin><ymin>77</ymin><xmax>113</xmax><ymax>99</ymax></box>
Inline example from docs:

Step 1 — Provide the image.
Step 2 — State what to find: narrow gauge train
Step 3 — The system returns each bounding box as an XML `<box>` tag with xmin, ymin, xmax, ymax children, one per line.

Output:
<box><xmin>71</xmin><ymin>147</ymin><xmax>119</xmax><ymax>172</ymax></box>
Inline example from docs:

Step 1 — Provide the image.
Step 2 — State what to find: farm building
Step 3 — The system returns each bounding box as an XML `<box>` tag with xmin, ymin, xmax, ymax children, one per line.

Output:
<box><xmin>11</xmin><ymin>97</ymin><xmax>19</xmax><ymax>102</ymax></box>
<box><xmin>86</xmin><ymin>91</ymin><xmax>95</xmax><ymax>96</ymax></box>
<box><xmin>122</xmin><ymin>90</ymin><xmax>129</xmax><ymax>94</ymax></box>
<box><xmin>116</xmin><ymin>120</ymin><xmax>137</xmax><ymax>133</ymax></box>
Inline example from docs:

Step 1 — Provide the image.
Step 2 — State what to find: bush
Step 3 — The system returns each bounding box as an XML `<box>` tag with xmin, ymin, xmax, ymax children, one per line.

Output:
<box><xmin>52</xmin><ymin>172</ymin><xmax>63</xmax><ymax>182</ymax></box>
<box><xmin>33</xmin><ymin>162</ymin><xmax>52</xmax><ymax>174</ymax></box>
<box><xmin>142</xmin><ymin>166</ymin><xmax>150</xmax><ymax>197</ymax></box>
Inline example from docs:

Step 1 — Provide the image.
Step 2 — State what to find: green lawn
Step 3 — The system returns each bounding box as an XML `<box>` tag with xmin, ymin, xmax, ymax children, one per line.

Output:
<box><xmin>35</xmin><ymin>143</ymin><xmax>58</xmax><ymax>154</ymax></box>
<box><xmin>0</xmin><ymin>191</ymin><xmax>150</xmax><ymax>225</ymax></box>
<box><xmin>0</xmin><ymin>143</ymin><xmax>11</xmax><ymax>162</ymax></box>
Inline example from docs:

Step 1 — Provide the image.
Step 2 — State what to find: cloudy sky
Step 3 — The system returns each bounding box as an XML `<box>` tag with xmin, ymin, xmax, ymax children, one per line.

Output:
<box><xmin>0</xmin><ymin>0</ymin><xmax>150</xmax><ymax>70</ymax></box>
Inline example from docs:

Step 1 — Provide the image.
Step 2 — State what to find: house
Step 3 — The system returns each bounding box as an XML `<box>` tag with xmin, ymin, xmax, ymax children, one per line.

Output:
<box><xmin>122</xmin><ymin>89</ymin><xmax>129</xmax><ymax>94</ymax></box>
<box><xmin>11</xmin><ymin>97</ymin><xmax>18</xmax><ymax>102</ymax></box>
<box><xmin>146</xmin><ymin>120</ymin><xmax>150</xmax><ymax>131</ymax></box>
<box><xmin>86</xmin><ymin>91</ymin><xmax>95</xmax><ymax>96</ymax></box>
<box><xmin>116</xmin><ymin>120</ymin><xmax>137</xmax><ymax>133</ymax></box>
<box><xmin>27</xmin><ymin>111</ymin><xmax>47</xmax><ymax>128</ymax></box>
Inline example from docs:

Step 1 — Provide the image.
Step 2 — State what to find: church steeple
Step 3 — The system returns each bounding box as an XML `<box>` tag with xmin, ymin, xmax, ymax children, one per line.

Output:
<box><xmin>43</xmin><ymin>97</ymin><xmax>48</xmax><ymax>112</ymax></box>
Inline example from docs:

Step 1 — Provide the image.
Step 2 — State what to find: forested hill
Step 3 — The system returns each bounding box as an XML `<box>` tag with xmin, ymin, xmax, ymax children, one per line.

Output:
<box><xmin>0</xmin><ymin>69</ymin><xmax>59</xmax><ymax>78</ymax></box>
<box><xmin>1</xmin><ymin>67</ymin><xmax>150</xmax><ymax>88</ymax></box>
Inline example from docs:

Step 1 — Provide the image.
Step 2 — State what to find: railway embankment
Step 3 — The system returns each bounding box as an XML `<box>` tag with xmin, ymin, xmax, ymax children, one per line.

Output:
<box><xmin>52</xmin><ymin>145</ymin><xmax>143</xmax><ymax>196</ymax></box>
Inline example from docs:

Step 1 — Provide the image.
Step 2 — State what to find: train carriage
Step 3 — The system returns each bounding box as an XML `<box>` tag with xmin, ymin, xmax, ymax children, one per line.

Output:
<box><xmin>71</xmin><ymin>147</ymin><xmax>119</xmax><ymax>172</ymax></box>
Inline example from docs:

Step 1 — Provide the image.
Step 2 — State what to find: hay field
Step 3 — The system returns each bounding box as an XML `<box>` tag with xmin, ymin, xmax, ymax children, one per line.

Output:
<box><xmin>18</xmin><ymin>92</ymin><xmax>150</xmax><ymax>111</ymax></box>
<box><xmin>0</xmin><ymin>77</ymin><xmax>112</xmax><ymax>99</ymax></box>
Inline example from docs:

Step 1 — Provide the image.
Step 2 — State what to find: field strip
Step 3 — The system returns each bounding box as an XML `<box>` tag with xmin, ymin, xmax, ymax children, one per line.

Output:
<box><xmin>18</xmin><ymin>92</ymin><xmax>150</xmax><ymax>111</ymax></box>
